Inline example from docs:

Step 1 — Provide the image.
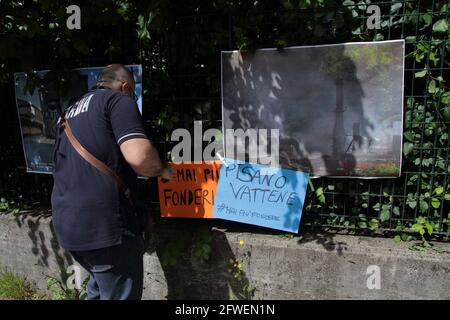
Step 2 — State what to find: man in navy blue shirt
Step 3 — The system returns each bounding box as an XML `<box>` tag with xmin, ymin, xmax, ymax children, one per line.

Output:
<box><xmin>51</xmin><ymin>64</ymin><xmax>172</xmax><ymax>300</ymax></box>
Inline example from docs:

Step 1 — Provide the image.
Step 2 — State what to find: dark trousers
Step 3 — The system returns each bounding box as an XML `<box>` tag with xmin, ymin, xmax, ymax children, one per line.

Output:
<box><xmin>71</xmin><ymin>233</ymin><xmax>144</xmax><ymax>300</ymax></box>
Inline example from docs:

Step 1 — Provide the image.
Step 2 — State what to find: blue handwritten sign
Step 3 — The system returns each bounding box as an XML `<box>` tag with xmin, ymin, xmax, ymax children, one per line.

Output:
<box><xmin>213</xmin><ymin>158</ymin><xmax>309</xmax><ymax>233</ymax></box>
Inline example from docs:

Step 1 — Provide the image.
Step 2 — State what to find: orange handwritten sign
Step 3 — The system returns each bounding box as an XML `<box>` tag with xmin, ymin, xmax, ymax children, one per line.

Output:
<box><xmin>157</xmin><ymin>161</ymin><xmax>221</xmax><ymax>218</ymax></box>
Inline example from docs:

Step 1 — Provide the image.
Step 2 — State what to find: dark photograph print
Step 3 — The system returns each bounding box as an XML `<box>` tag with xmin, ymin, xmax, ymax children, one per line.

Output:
<box><xmin>221</xmin><ymin>40</ymin><xmax>405</xmax><ymax>178</ymax></box>
<box><xmin>14</xmin><ymin>65</ymin><xmax>142</xmax><ymax>174</ymax></box>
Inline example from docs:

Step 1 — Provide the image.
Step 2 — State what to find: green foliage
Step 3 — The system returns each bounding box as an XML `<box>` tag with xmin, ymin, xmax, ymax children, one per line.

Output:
<box><xmin>411</xmin><ymin>216</ymin><xmax>434</xmax><ymax>241</ymax></box>
<box><xmin>46</xmin><ymin>277</ymin><xmax>68</xmax><ymax>300</ymax></box>
<box><xmin>154</xmin><ymin>109</ymin><xmax>180</xmax><ymax>137</ymax></box>
<box><xmin>393</xmin><ymin>233</ymin><xmax>415</xmax><ymax>243</ymax></box>
<box><xmin>0</xmin><ymin>197</ymin><xmax>26</xmax><ymax>215</ymax></box>
<box><xmin>0</xmin><ymin>0</ymin><xmax>139</xmax><ymax>84</ymax></box>
<box><xmin>46</xmin><ymin>276</ymin><xmax>87</xmax><ymax>300</ymax></box>
<box><xmin>0</xmin><ymin>267</ymin><xmax>44</xmax><ymax>300</ymax></box>
<box><xmin>407</xmin><ymin>216</ymin><xmax>447</xmax><ymax>252</ymax></box>
<box><xmin>278</xmin><ymin>234</ymin><xmax>295</xmax><ymax>239</ymax></box>
<box><xmin>432</xmin><ymin>19</ymin><xmax>449</xmax><ymax>33</ymax></box>
<box><xmin>137</xmin><ymin>12</ymin><xmax>156</xmax><ymax>40</ymax></box>
<box><xmin>393</xmin><ymin>224</ymin><xmax>417</xmax><ymax>243</ymax></box>
<box><xmin>306</xmin><ymin>179</ymin><xmax>327</xmax><ymax>207</ymax></box>
<box><xmin>0</xmin><ymin>0</ymin><xmax>449</xmax><ymax>238</ymax></box>
<box><xmin>296</xmin><ymin>1</ymin><xmax>449</xmax><ymax>239</ymax></box>
<box><xmin>161</xmin><ymin>238</ymin><xmax>186</xmax><ymax>268</ymax></box>
<box><xmin>228</xmin><ymin>240</ymin><xmax>255</xmax><ymax>300</ymax></box>
<box><xmin>192</xmin><ymin>229</ymin><xmax>212</xmax><ymax>263</ymax></box>
<box><xmin>359</xmin><ymin>163</ymin><xmax>401</xmax><ymax>177</ymax></box>
<box><xmin>315</xmin><ymin>187</ymin><xmax>326</xmax><ymax>204</ymax></box>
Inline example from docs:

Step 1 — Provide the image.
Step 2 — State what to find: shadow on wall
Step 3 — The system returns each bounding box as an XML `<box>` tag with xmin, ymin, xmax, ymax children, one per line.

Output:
<box><xmin>143</xmin><ymin>164</ymin><xmax>253</xmax><ymax>299</ymax></box>
<box><xmin>298</xmin><ymin>232</ymin><xmax>348</xmax><ymax>256</ymax></box>
<box><xmin>11</xmin><ymin>208</ymin><xmax>252</xmax><ymax>300</ymax></box>
<box><xmin>10</xmin><ymin>207</ymin><xmax>352</xmax><ymax>299</ymax></box>
<box><xmin>14</xmin><ymin>210</ymin><xmax>74</xmax><ymax>285</ymax></box>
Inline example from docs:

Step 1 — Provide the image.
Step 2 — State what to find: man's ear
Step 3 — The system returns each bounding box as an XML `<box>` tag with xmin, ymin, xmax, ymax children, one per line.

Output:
<box><xmin>119</xmin><ymin>82</ymin><xmax>129</xmax><ymax>94</ymax></box>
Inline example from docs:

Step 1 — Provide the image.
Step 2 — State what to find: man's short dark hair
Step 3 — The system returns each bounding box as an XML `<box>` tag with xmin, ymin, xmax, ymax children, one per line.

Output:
<box><xmin>96</xmin><ymin>64</ymin><xmax>134</xmax><ymax>85</ymax></box>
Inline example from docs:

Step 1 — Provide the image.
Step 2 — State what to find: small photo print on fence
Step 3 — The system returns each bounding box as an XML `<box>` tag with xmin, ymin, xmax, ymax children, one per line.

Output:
<box><xmin>14</xmin><ymin>65</ymin><xmax>143</xmax><ymax>174</ymax></box>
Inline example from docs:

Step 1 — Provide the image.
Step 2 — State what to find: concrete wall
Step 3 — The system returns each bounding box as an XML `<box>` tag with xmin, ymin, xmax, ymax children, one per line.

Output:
<box><xmin>0</xmin><ymin>212</ymin><xmax>449</xmax><ymax>299</ymax></box>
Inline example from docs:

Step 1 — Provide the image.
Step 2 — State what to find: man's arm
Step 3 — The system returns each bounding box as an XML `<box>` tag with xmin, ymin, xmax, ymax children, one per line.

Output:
<box><xmin>120</xmin><ymin>138</ymin><xmax>163</xmax><ymax>177</ymax></box>
<box><xmin>108</xmin><ymin>92</ymin><xmax>172</xmax><ymax>180</ymax></box>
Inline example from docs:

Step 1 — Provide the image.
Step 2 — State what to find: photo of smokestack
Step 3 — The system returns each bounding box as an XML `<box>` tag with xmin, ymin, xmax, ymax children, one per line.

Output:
<box><xmin>222</xmin><ymin>40</ymin><xmax>404</xmax><ymax>178</ymax></box>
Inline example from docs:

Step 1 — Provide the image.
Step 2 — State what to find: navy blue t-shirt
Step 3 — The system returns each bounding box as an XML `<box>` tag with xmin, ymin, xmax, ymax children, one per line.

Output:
<box><xmin>51</xmin><ymin>87</ymin><xmax>148</xmax><ymax>251</ymax></box>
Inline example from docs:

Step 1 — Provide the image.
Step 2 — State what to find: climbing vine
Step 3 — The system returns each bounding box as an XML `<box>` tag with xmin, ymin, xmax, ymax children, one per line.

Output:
<box><xmin>297</xmin><ymin>1</ymin><xmax>450</xmax><ymax>240</ymax></box>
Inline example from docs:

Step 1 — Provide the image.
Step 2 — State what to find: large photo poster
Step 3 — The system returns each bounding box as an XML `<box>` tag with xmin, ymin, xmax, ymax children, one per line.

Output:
<box><xmin>221</xmin><ymin>40</ymin><xmax>404</xmax><ymax>178</ymax></box>
<box><xmin>14</xmin><ymin>65</ymin><xmax>142</xmax><ymax>173</ymax></box>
